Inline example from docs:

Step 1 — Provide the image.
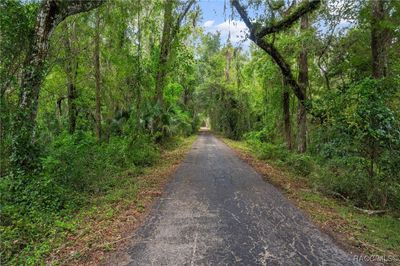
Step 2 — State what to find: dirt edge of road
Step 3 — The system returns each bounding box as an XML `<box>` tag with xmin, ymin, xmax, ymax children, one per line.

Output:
<box><xmin>47</xmin><ymin>136</ymin><xmax>197</xmax><ymax>266</ymax></box>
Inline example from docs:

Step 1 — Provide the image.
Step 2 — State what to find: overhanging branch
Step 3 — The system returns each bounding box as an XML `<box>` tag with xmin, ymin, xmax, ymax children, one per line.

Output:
<box><xmin>231</xmin><ymin>0</ymin><xmax>320</xmax><ymax>109</ymax></box>
<box><xmin>256</xmin><ymin>0</ymin><xmax>321</xmax><ymax>39</ymax></box>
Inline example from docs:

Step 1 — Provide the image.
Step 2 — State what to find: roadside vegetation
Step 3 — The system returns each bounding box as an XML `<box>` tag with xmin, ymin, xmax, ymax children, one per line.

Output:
<box><xmin>223</xmin><ymin>137</ymin><xmax>400</xmax><ymax>257</ymax></box>
<box><xmin>1</xmin><ymin>1</ymin><xmax>198</xmax><ymax>264</ymax></box>
<box><xmin>1</xmin><ymin>135</ymin><xmax>196</xmax><ymax>265</ymax></box>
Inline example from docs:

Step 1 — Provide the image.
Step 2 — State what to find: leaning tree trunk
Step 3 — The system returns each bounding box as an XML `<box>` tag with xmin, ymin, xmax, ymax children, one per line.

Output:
<box><xmin>94</xmin><ymin>9</ymin><xmax>102</xmax><ymax>141</ymax></box>
<box><xmin>297</xmin><ymin>13</ymin><xmax>309</xmax><ymax>153</ymax></box>
<box><xmin>11</xmin><ymin>0</ymin><xmax>104</xmax><ymax>172</ymax></box>
<box><xmin>282</xmin><ymin>77</ymin><xmax>292</xmax><ymax>150</ymax></box>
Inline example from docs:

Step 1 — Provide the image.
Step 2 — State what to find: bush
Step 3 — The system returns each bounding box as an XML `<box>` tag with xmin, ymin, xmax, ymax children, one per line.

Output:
<box><xmin>0</xmin><ymin>131</ymin><xmax>161</xmax><ymax>264</ymax></box>
<box><xmin>126</xmin><ymin>134</ymin><xmax>159</xmax><ymax>167</ymax></box>
<box><xmin>286</xmin><ymin>154</ymin><xmax>314</xmax><ymax>177</ymax></box>
<box><xmin>0</xmin><ymin>171</ymin><xmax>73</xmax><ymax>265</ymax></box>
<box><xmin>40</xmin><ymin>132</ymin><xmax>158</xmax><ymax>193</ymax></box>
<box><xmin>311</xmin><ymin>78</ymin><xmax>400</xmax><ymax>209</ymax></box>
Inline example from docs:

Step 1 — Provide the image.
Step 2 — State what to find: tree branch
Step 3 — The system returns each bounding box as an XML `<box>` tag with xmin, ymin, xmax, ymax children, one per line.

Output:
<box><xmin>62</xmin><ymin>0</ymin><xmax>105</xmax><ymax>17</ymax></box>
<box><xmin>231</xmin><ymin>0</ymin><xmax>320</xmax><ymax>109</ymax></box>
<box><xmin>256</xmin><ymin>0</ymin><xmax>321</xmax><ymax>39</ymax></box>
<box><xmin>177</xmin><ymin>0</ymin><xmax>196</xmax><ymax>27</ymax></box>
<box><xmin>171</xmin><ymin>0</ymin><xmax>196</xmax><ymax>41</ymax></box>
<box><xmin>230</xmin><ymin>0</ymin><xmax>253</xmax><ymax>33</ymax></box>
<box><xmin>255</xmin><ymin>39</ymin><xmax>306</xmax><ymax>102</ymax></box>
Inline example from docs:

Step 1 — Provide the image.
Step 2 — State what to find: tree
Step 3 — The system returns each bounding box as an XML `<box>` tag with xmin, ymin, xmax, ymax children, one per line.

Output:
<box><xmin>154</xmin><ymin>0</ymin><xmax>195</xmax><ymax>137</ymax></box>
<box><xmin>297</xmin><ymin>13</ymin><xmax>309</xmax><ymax>153</ymax></box>
<box><xmin>94</xmin><ymin>8</ymin><xmax>102</xmax><ymax>141</ymax></box>
<box><xmin>12</xmin><ymin>0</ymin><xmax>104</xmax><ymax>171</ymax></box>
<box><xmin>370</xmin><ymin>0</ymin><xmax>389</xmax><ymax>78</ymax></box>
<box><xmin>231</xmin><ymin>0</ymin><xmax>320</xmax><ymax>108</ymax></box>
<box><xmin>61</xmin><ymin>21</ymin><xmax>78</xmax><ymax>134</ymax></box>
<box><xmin>282</xmin><ymin>77</ymin><xmax>292</xmax><ymax>149</ymax></box>
<box><xmin>155</xmin><ymin>0</ymin><xmax>174</xmax><ymax>109</ymax></box>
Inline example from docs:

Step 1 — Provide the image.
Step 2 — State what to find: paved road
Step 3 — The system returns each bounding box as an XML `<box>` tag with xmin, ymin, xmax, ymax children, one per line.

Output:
<box><xmin>114</xmin><ymin>132</ymin><xmax>361</xmax><ymax>265</ymax></box>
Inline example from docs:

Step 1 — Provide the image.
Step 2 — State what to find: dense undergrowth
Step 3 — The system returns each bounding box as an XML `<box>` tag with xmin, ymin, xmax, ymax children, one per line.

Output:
<box><xmin>245</xmin><ymin>135</ymin><xmax>400</xmax><ymax>211</ymax></box>
<box><xmin>0</xmin><ymin>132</ymin><xmax>183</xmax><ymax>265</ymax></box>
<box><xmin>214</xmin><ymin>78</ymin><xmax>400</xmax><ymax>212</ymax></box>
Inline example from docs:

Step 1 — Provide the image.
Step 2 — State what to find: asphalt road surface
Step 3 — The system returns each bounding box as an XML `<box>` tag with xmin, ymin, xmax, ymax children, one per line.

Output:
<box><xmin>113</xmin><ymin>132</ymin><xmax>361</xmax><ymax>265</ymax></box>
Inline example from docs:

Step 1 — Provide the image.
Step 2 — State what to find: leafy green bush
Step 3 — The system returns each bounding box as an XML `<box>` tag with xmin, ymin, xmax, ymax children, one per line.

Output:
<box><xmin>126</xmin><ymin>134</ymin><xmax>159</xmax><ymax>167</ymax></box>
<box><xmin>245</xmin><ymin>136</ymin><xmax>314</xmax><ymax>177</ymax></box>
<box><xmin>0</xmin><ymin>131</ymin><xmax>161</xmax><ymax>264</ymax></box>
<box><xmin>40</xmin><ymin>132</ymin><xmax>158</xmax><ymax>193</ymax></box>
<box><xmin>0</xmin><ymin>170</ymin><xmax>74</xmax><ymax>265</ymax></box>
<box><xmin>286</xmin><ymin>154</ymin><xmax>314</xmax><ymax>177</ymax></box>
<box><xmin>311</xmin><ymin>78</ymin><xmax>400</xmax><ymax>209</ymax></box>
<box><xmin>244</xmin><ymin>124</ymin><xmax>277</xmax><ymax>144</ymax></box>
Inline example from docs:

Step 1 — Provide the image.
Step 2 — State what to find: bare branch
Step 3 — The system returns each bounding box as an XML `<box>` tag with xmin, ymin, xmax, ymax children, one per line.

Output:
<box><xmin>255</xmin><ymin>39</ymin><xmax>306</xmax><ymax>102</ymax></box>
<box><xmin>231</xmin><ymin>0</ymin><xmax>310</xmax><ymax>105</ymax></box>
<box><xmin>171</xmin><ymin>0</ymin><xmax>196</xmax><ymax>42</ymax></box>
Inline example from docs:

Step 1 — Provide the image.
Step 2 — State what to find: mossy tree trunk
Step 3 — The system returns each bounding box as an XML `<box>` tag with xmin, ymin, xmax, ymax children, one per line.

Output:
<box><xmin>297</xmin><ymin>13</ymin><xmax>309</xmax><ymax>153</ymax></box>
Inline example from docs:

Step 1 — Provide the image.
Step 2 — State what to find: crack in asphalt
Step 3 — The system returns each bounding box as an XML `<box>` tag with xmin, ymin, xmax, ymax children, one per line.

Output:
<box><xmin>112</xmin><ymin>132</ymin><xmax>362</xmax><ymax>265</ymax></box>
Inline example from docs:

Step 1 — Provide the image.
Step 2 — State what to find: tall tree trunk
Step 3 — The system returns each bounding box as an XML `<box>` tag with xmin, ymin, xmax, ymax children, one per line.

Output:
<box><xmin>225</xmin><ymin>46</ymin><xmax>232</xmax><ymax>82</ymax></box>
<box><xmin>368</xmin><ymin>0</ymin><xmax>389</xmax><ymax>186</ymax></box>
<box><xmin>62</xmin><ymin>22</ymin><xmax>78</xmax><ymax>134</ymax></box>
<box><xmin>297</xmin><ymin>13</ymin><xmax>309</xmax><ymax>153</ymax></box>
<box><xmin>371</xmin><ymin>0</ymin><xmax>389</xmax><ymax>78</ymax></box>
<box><xmin>94</xmin><ymin>9</ymin><xmax>102</xmax><ymax>141</ymax></box>
<box><xmin>282</xmin><ymin>77</ymin><xmax>292</xmax><ymax>150</ymax></box>
<box><xmin>153</xmin><ymin>0</ymin><xmax>194</xmax><ymax>137</ymax></box>
<box><xmin>136</xmin><ymin>0</ymin><xmax>142</xmax><ymax>128</ymax></box>
<box><xmin>11</xmin><ymin>0</ymin><xmax>103</xmax><ymax>171</ymax></box>
<box><xmin>67</xmin><ymin>71</ymin><xmax>78</xmax><ymax>134</ymax></box>
<box><xmin>155</xmin><ymin>0</ymin><xmax>174</xmax><ymax>109</ymax></box>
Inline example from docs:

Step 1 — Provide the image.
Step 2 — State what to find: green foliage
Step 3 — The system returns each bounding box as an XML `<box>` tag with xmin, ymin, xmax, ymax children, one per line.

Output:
<box><xmin>243</xmin><ymin>77</ymin><xmax>400</xmax><ymax>209</ymax></box>
<box><xmin>245</xmin><ymin>135</ymin><xmax>314</xmax><ymax>177</ymax></box>
<box><xmin>311</xmin><ymin>78</ymin><xmax>400</xmax><ymax>209</ymax></box>
<box><xmin>0</xmin><ymin>131</ymin><xmax>159</xmax><ymax>264</ymax></box>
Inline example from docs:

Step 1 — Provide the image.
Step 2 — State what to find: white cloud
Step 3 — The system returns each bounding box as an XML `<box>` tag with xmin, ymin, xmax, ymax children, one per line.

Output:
<box><xmin>203</xmin><ymin>20</ymin><xmax>215</xmax><ymax>28</ymax></box>
<box><xmin>205</xmin><ymin>20</ymin><xmax>249</xmax><ymax>46</ymax></box>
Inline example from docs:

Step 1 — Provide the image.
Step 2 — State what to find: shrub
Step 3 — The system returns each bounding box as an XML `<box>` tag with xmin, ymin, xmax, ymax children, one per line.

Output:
<box><xmin>0</xmin><ymin>131</ymin><xmax>161</xmax><ymax>264</ymax></box>
<box><xmin>126</xmin><ymin>134</ymin><xmax>159</xmax><ymax>167</ymax></box>
<box><xmin>311</xmin><ymin>78</ymin><xmax>400</xmax><ymax>209</ymax></box>
<box><xmin>286</xmin><ymin>154</ymin><xmax>314</xmax><ymax>177</ymax></box>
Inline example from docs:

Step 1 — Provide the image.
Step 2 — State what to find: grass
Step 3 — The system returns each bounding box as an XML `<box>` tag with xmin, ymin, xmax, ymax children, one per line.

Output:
<box><xmin>221</xmin><ymin>137</ymin><xmax>400</xmax><ymax>260</ymax></box>
<box><xmin>9</xmin><ymin>135</ymin><xmax>197</xmax><ymax>265</ymax></box>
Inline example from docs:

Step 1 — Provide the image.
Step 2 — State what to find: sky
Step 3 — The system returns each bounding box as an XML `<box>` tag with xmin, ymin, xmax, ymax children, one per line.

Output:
<box><xmin>198</xmin><ymin>0</ymin><xmax>250</xmax><ymax>48</ymax></box>
<box><xmin>197</xmin><ymin>0</ymin><xmax>355</xmax><ymax>50</ymax></box>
